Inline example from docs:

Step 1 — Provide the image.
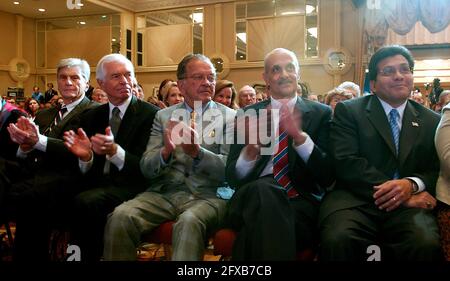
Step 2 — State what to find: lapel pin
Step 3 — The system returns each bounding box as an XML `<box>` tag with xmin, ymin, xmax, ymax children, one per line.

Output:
<box><xmin>209</xmin><ymin>129</ymin><xmax>215</xmax><ymax>138</ymax></box>
<box><xmin>412</xmin><ymin>122</ymin><xmax>419</xmax><ymax>127</ymax></box>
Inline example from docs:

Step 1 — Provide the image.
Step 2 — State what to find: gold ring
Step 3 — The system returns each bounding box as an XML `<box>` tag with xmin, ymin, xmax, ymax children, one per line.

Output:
<box><xmin>426</xmin><ymin>202</ymin><xmax>432</xmax><ymax>208</ymax></box>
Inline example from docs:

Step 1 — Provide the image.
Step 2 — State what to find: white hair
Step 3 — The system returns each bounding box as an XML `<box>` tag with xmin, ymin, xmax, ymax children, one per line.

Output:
<box><xmin>337</xmin><ymin>81</ymin><xmax>361</xmax><ymax>97</ymax></box>
<box><xmin>96</xmin><ymin>53</ymin><xmax>135</xmax><ymax>81</ymax></box>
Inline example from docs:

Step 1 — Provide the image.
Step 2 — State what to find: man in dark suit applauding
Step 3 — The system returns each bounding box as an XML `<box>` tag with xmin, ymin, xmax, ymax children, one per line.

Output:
<box><xmin>319</xmin><ymin>45</ymin><xmax>442</xmax><ymax>261</ymax></box>
<box><xmin>225</xmin><ymin>48</ymin><xmax>334</xmax><ymax>260</ymax></box>
<box><xmin>64</xmin><ymin>54</ymin><xmax>159</xmax><ymax>261</ymax></box>
<box><xmin>6</xmin><ymin>58</ymin><xmax>96</xmax><ymax>260</ymax></box>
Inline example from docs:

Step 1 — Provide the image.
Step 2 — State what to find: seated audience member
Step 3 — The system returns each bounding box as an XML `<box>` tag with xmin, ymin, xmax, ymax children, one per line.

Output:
<box><xmin>297</xmin><ymin>82</ymin><xmax>310</xmax><ymax>99</ymax></box>
<box><xmin>91</xmin><ymin>87</ymin><xmax>109</xmax><ymax>104</ymax></box>
<box><xmin>31</xmin><ymin>86</ymin><xmax>44</xmax><ymax>104</ymax></box>
<box><xmin>325</xmin><ymin>88</ymin><xmax>353</xmax><ymax>113</ymax></box>
<box><xmin>63</xmin><ymin>53</ymin><xmax>159</xmax><ymax>262</ymax></box>
<box><xmin>131</xmin><ymin>78</ymin><xmax>145</xmax><ymax>100</ymax></box>
<box><xmin>237</xmin><ymin>85</ymin><xmax>257</xmax><ymax>108</ymax></box>
<box><xmin>253</xmin><ymin>83</ymin><xmax>268</xmax><ymax>101</ymax></box>
<box><xmin>226</xmin><ymin>48</ymin><xmax>333</xmax><ymax>260</ymax></box>
<box><xmin>44</xmin><ymin>83</ymin><xmax>58</xmax><ymax>103</ymax></box>
<box><xmin>160</xmin><ymin>80</ymin><xmax>184</xmax><ymax>107</ymax></box>
<box><xmin>0</xmin><ymin>97</ymin><xmax>26</xmax><ymax>209</ymax></box>
<box><xmin>410</xmin><ymin>90</ymin><xmax>429</xmax><ymax>108</ymax></box>
<box><xmin>337</xmin><ymin>81</ymin><xmax>361</xmax><ymax>98</ymax></box>
<box><xmin>158</xmin><ymin>79</ymin><xmax>174</xmax><ymax>101</ymax></box>
<box><xmin>5</xmin><ymin>58</ymin><xmax>97</xmax><ymax>261</ymax></box>
<box><xmin>308</xmin><ymin>94</ymin><xmax>319</xmax><ymax>102</ymax></box>
<box><xmin>435</xmin><ymin>90</ymin><xmax>450</xmax><ymax>114</ymax></box>
<box><xmin>23</xmin><ymin>98</ymin><xmax>40</xmax><ymax>120</ymax></box>
<box><xmin>214</xmin><ymin>80</ymin><xmax>238</xmax><ymax>109</ymax></box>
<box><xmin>319</xmin><ymin>45</ymin><xmax>442</xmax><ymax>261</ymax></box>
<box><xmin>103</xmin><ymin>53</ymin><xmax>235</xmax><ymax>261</ymax></box>
<box><xmin>434</xmin><ymin>102</ymin><xmax>450</xmax><ymax>261</ymax></box>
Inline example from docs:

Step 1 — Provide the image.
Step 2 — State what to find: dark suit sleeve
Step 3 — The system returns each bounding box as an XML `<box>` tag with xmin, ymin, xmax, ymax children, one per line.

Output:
<box><xmin>296</xmin><ymin>105</ymin><xmax>334</xmax><ymax>189</ymax></box>
<box><xmin>331</xmin><ymin>102</ymin><xmax>391</xmax><ymax>197</ymax></box>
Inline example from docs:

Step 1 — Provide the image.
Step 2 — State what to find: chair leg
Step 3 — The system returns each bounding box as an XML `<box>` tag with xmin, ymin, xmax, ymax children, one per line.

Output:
<box><xmin>163</xmin><ymin>244</ymin><xmax>172</xmax><ymax>260</ymax></box>
<box><xmin>5</xmin><ymin>222</ymin><xmax>14</xmax><ymax>246</ymax></box>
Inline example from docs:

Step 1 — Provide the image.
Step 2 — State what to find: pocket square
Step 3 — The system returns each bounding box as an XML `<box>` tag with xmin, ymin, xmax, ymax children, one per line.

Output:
<box><xmin>412</xmin><ymin>122</ymin><xmax>419</xmax><ymax>127</ymax></box>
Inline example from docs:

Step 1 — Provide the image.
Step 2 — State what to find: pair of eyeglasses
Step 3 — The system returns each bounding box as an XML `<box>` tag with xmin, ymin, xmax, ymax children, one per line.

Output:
<box><xmin>185</xmin><ymin>74</ymin><xmax>216</xmax><ymax>83</ymax></box>
<box><xmin>378</xmin><ymin>64</ymin><xmax>413</xmax><ymax>77</ymax></box>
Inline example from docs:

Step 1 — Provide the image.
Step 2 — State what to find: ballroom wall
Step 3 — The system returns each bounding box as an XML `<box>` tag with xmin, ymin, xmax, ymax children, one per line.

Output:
<box><xmin>0</xmin><ymin>0</ymin><xmax>362</xmax><ymax>100</ymax></box>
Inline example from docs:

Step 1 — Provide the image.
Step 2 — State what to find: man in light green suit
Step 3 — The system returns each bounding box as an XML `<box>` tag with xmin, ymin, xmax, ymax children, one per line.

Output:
<box><xmin>103</xmin><ymin>54</ymin><xmax>236</xmax><ymax>261</ymax></box>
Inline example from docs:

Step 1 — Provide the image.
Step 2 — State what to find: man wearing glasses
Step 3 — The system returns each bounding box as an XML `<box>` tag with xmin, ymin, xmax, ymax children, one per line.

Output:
<box><xmin>319</xmin><ymin>45</ymin><xmax>442</xmax><ymax>261</ymax></box>
<box><xmin>103</xmin><ymin>54</ymin><xmax>236</xmax><ymax>260</ymax></box>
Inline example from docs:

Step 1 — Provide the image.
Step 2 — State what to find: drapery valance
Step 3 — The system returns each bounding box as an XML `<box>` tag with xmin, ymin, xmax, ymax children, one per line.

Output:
<box><xmin>365</xmin><ymin>0</ymin><xmax>450</xmax><ymax>36</ymax></box>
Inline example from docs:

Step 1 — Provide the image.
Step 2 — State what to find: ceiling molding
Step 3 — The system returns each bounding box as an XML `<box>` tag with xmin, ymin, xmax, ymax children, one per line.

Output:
<box><xmin>99</xmin><ymin>0</ymin><xmax>236</xmax><ymax>12</ymax></box>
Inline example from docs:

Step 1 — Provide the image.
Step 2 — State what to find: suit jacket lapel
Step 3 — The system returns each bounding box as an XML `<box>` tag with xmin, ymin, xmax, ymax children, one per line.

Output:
<box><xmin>252</xmin><ymin>100</ymin><xmax>272</xmax><ymax>177</ymax></box>
<box><xmin>115</xmin><ymin>95</ymin><xmax>138</xmax><ymax>145</ymax></box>
<box><xmin>366</xmin><ymin>96</ymin><xmax>397</xmax><ymax>157</ymax></box>
<box><xmin>398</xmin><ymin>101</ymin><xmax>420</xmax><ymax>166</ymax></box>
<box><xmin>288</xmin><ymin>97</ymin><xmax>311</xmax><ymax>167</ymax></box>
<box><xmin>48</xmin><ymin>97</ymin><xmax>90</xmax><ymax>138</ymax></box>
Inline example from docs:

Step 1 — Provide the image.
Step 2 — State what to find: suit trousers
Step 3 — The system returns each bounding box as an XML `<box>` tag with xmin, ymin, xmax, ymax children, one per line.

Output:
<box><xmin>226</xmin><ymin>176</ymin><xmax>319</xmax><ymax>261</ymax></box>
<box><xmin>103</xmin><ymin>190</ymin><xmax>226</xmax><ymax>261</ymax></box>
<box><xmin>70</xmin><ymin>183</ymin><xmax>144</xmax><ymax>262</ymax></box>
<box><xmin>319</xmin><ymin>204</ymin><xmax>442</xmax><ymax>261</ymax></box>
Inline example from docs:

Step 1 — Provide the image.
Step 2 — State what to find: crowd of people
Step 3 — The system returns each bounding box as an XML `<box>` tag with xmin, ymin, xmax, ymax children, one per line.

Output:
<box><xmin>0</xmin><ymin>44</ymin><xmax>449</xmax><ymax>261</ymax></box>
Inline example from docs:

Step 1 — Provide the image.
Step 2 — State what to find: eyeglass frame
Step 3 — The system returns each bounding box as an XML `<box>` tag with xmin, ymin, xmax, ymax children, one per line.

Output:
<box><xmin>183</xmin><ymin>73</ymin><xmax>217</xmax><ymax>83</ymax></box>
<box><xmin>378</xmin><ymin>63</ymin><xmax>413</xmax><ymax>77</ymax></box>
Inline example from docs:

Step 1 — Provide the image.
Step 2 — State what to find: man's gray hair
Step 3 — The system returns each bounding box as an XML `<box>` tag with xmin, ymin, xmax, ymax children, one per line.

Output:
<box><xmin>176</xmin><ymin>54</ymin><xmax>216</xmax><ymax>80</ymax></box>
<box><xmin>263</xmin><ymin>48</ymin><xmax>300</xmax><ymax>75</ymax></box>
<box><xmin>96</xmin><ymin>53</ymin><xmax>135</xmax><ymax>81</ymax></box>
<box><xmin>57</xmin><ymin>58</ymin><xmax>90</xmax><ymax>82</ymax></box>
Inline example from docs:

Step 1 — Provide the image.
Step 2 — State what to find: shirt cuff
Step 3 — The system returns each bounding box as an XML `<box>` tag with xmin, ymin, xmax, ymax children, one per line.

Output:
<box><xmin>79</xmin><ymin>154</ymin><xmax>93</xmax><ymax>174</ymax></box>
<box><xmin>235</xmin><ymin>147</ymin><xmax>258</xmax><ymax>180</ymax></box>
<box><xmin>406</xmin><ymin>177</ymin><xmax>425</xmax><ymax>193</ymax></box>
<box><xmin>107</xmin><ymin>144</ymin><xmax>125</xmax><ymax>171</ymax></box>
<box><xmin>33</xmin><ymin>134</ymin><xmax>48</xmax><ymax>152</ymax></box>
<box><xmin>293</xmin><ymin>134</ymin><xmax>314</xmax><ymax>163</ymax></box>
<box><xmin>16</xmin><ymin>146</ymin><xmax>29</xmax><ymax>159</ymax></box>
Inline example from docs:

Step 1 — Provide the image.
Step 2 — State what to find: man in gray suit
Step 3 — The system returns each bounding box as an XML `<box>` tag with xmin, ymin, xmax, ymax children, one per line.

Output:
<box><xmin>103</xmin><ymin>54</ymin><xmax>235</xmax><ymax>261</ymax></box>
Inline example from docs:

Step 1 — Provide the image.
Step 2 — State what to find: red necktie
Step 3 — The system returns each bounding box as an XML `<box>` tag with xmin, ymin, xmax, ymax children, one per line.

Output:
<box><xmin>273</xmin><ymin>123</ymin><xmax>299</xmax><ymax>198</ymax></box>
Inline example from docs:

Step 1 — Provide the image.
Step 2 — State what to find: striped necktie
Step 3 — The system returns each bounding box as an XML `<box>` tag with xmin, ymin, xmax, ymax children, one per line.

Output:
<box><xmin>389</xmin><ymin>108</ymin><xmax>400</xmax><ymax>179</ymax></box>
<box><xmin>273</xmin><ymin>123</ymin><xmax>299</xmax><ymax>198</ymax></box>
<box><xmin>44</xmin><ymin>106</ymin><xmax>67</xmax><ymax>136</ymax></box>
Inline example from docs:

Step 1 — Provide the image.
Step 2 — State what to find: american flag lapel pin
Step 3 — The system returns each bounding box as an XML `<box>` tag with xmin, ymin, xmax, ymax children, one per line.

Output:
<box><xmin>412</xmin><ymin>122</ymin><xmax>419</xmax><ymax>127</ymax></box>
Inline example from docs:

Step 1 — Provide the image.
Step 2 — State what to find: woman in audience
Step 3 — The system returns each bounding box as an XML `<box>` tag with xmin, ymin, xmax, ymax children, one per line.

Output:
<box><xmin>214</xmin><ymin>80</ymin><xmax>238</xmax><ymax>109</ymax></box>
<box><xmin>434</xmin><ymin>102</ymin><xmax>450</xmax><ymax>261</ymax></box>
<box><xmin>160</xmin><ymin>81</ymin><xmax>183</xmax><ymax>107</ymax></box>
<box><xmin>324</xmin><ymin>88</ymin><xmax>353</xmax><ymax>113</ymax></box>
<box><xmin>24</xmin><ymin>97</ymin><xmax>40</xmax><ymax>120</ymax></box>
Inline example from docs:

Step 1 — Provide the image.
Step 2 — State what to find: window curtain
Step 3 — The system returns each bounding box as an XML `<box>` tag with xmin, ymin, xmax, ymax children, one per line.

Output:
<box><xmin>365</xmin><ymin>0</ymin><xmax>450</xmax><ymax>40</ymax></box>
<box><xmin>145</xmin><ymin>24</ymin><xmax>192</xmax><ymax>66</ymax></box>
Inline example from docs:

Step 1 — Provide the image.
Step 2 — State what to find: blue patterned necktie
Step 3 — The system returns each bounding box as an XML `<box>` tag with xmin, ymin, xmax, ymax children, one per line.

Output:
<box><xmin>389</xmin><ymin>108</ymin><xmax>400</xmax><ymax>179</ymax></box>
